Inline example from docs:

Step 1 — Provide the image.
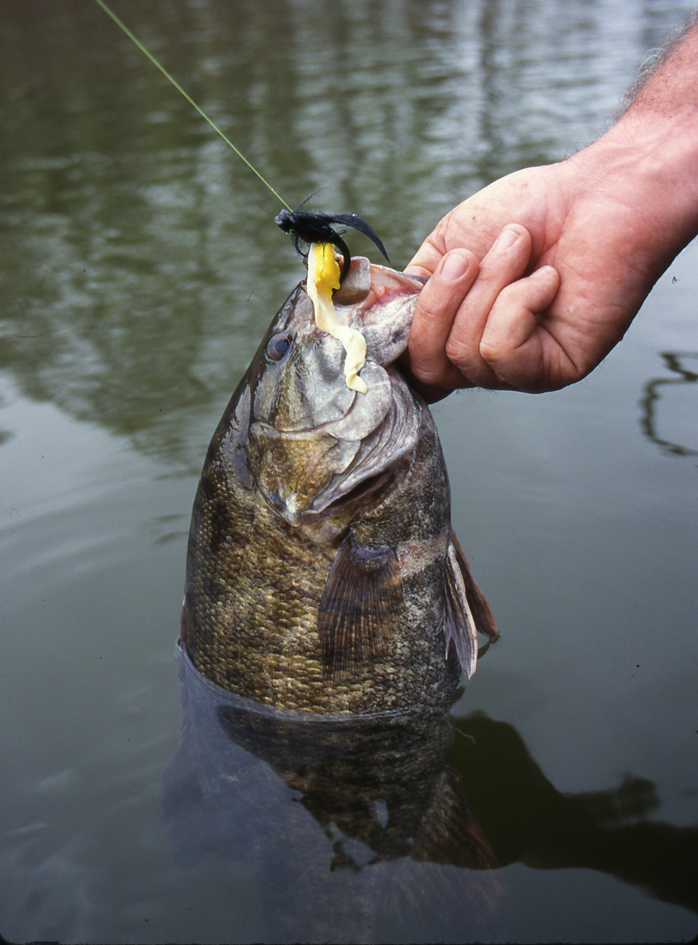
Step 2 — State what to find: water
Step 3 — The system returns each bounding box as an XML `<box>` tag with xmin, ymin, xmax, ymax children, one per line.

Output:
<box><xmin>1</xmin><ymin>0</ymin><xmax>697</xmax><ymax>941</ymax></box>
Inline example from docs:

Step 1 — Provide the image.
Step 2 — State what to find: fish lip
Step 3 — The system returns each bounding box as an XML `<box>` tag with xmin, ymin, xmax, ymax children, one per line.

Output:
<box><xmin>351</xmin><ymin>266</ymin><xmax>427</xmax><ymax>314</ymax></box>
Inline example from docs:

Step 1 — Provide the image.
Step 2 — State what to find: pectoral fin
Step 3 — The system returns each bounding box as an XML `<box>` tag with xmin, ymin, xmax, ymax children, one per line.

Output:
<box><xmin>444</xmin><ymin>531</ymin><xmax>498</xmax><ymax>679</ymax></box>
<box><xmin>318</xmin><ymin>537</ymin><xmax>402</xmax><ymax>679</ymax></box>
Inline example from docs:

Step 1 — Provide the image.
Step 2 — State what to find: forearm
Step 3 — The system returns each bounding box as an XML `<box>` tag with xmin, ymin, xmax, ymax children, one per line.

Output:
<box><xmin>574</xmin><ymin>19</ymin><xmax>698</xmax><ymax>273</ymax></box>
<box><xmin>623</xmin><ymin>12</ymin><xmax>698</xmax><ymax>117</ymax></box>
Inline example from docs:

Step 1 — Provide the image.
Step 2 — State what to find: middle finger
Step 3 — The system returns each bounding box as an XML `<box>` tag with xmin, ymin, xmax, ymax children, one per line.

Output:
<box><xmin>445</xmin><ymin>224</ymin><xmax>533</xmax><ymax>386</ymax></box>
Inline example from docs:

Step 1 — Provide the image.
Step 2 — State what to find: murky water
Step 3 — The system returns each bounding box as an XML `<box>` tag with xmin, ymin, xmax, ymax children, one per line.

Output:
<box><xmin>1</xmin><ymin>1</ymin><xmax>697</xmax><ymax>942</ymax></box>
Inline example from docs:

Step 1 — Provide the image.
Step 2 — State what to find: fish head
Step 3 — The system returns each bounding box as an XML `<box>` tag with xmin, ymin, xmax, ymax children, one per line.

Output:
<box><xmin>246</xmin><ymin>258</ymin><xmax>427</xmax><ymax>526</ymax></box>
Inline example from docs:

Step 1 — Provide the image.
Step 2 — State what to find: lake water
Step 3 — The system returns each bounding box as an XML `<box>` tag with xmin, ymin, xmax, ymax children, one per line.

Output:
<box><xmin>1</xmin><ymin>1</ymin><xmax>697</xmax><ymax>942</ymax></box>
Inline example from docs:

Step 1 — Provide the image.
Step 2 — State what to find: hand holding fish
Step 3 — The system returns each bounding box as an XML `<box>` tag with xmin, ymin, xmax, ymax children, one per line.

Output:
<box><xmin>405</xmin><ymin>19</ymin><xmax>698</xmax><ymax>397</ymax></box>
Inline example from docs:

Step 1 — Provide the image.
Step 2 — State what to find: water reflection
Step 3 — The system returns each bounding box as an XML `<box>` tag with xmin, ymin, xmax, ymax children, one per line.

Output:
<box><xmin>452</xmin><ymin>714</ymin><xmax>698</xmax><ymax>920</ymax></box>
<box><xmin>164</xmin><ymin>657</ymin><xmax>698</xmax><ymax>941</ymax></box>
<box><xmin>163</xmin><ymin>652</ymin><xmax>506</xmax><ymax>944</ymax></box>
<box><xmin>164</xmin><ymin>653</ymin><xmax>698</xmax><ymax>944</ymax></box>
<box><xmin>640</xmin><ymin>352</ymin><xmax>698</xmax><ymax>460</ymax></box>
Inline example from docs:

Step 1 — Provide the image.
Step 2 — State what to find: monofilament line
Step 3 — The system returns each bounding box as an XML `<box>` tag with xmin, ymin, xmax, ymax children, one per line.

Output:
<box><xmin>94</xmin><ymin>0</ymin><xmax>292</xmax><ymax>210</ymax></box>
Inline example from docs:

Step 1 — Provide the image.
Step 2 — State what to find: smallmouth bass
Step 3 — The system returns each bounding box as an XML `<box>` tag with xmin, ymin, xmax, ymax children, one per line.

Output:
<box><xmin>182</xmin><ymin>255</ymin><xmax>497</xmax><ymax>714</ymax></box>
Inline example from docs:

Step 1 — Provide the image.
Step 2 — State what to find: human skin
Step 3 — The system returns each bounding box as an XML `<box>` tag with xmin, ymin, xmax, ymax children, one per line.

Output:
<box><xmin>404</xmin><ymin>19</ymin><xmax>698</xmax><ymax>397</ymax></box>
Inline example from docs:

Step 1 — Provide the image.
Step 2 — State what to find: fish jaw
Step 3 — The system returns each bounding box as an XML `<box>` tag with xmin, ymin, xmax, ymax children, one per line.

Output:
<box><xmin>247</xmin><ymin>262</ymin><xmax>427</xmax><ymax>528</ymax></box>
<box><xmin>249</xmin><ymin>365</ymin><xmax>423</xmax><ymax>529</ymax></box>
<box><xmin>247</xmin><ymin>423</ymin><xmax>361</xmax><ymax>526</ymax></box>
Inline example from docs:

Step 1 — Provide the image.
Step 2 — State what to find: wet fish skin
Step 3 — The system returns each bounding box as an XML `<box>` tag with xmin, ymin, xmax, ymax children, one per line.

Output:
<box><xmin>183</xmin><ymin>259</ymin><xmax>496</xmax><ymax>714</ymax></box>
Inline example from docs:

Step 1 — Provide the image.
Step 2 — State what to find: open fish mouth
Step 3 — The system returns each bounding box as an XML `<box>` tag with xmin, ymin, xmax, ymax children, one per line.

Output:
<box><xmin>245</xmin><ymin>258</ymin><xmax>428</xmax><ymax>529</ymax></box>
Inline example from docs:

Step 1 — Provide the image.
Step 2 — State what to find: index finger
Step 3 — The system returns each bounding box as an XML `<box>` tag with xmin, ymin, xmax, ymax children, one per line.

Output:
<box><xmin>404</xmin><ymin>236</ymin><xmax>448</xmax><ymax>279</ymax></box>
<box><xmin>405</xmin><ymin>249</ymin><xmax>479</xmax><ymax>390</ymax></box>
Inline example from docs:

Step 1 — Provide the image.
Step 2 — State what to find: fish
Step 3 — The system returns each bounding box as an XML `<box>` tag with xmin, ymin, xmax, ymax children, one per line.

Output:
<box><xmin>182</xmin><ymin>254</ymin><xmax>498</xmax><ymax>715</ymax></box>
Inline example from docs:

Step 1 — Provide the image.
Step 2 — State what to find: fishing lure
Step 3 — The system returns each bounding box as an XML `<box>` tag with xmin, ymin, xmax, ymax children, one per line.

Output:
<box><xmin>275</xmin><ymin>207</ymin><xmax>391</xmax><ymax>283</ymax></box>
<box><xmin>95</xmin><ymin>0</ymin><xmax>392</xmax><ymax>278</ymax></box>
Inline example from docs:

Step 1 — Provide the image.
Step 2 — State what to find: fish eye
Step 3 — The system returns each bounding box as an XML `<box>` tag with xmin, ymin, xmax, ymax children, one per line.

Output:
<box><xmin>265</xmin><ymin>331</ymin><xmax>292</xmax><ymax>363</ymax></box>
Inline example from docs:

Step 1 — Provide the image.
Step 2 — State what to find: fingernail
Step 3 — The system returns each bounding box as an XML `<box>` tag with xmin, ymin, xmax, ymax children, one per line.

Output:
<box><xmin>493</xmin><ymin>226</ymin><xmax>520</xmax><ymax>253</ymax></box>
<box><xmin>441</xmin><ymin>252</ymin><xmax>470</xmax><ymax>281</ymax></box>
<box><xmin>530</xmin><ymin>265</ymin><xmax>553</xmax><ymax>278</ymax></box>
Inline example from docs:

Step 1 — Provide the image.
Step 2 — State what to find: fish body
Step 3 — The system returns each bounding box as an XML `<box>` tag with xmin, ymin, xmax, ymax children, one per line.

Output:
<box><xmin>183</xmin><ymin>257</ymin><xmax>496</xmax><ymax>715</ymax></box>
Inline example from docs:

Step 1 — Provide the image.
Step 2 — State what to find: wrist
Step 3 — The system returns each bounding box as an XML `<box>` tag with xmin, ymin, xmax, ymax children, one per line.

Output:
<box><xmin>570</xmin><ymin>108</ymin><xmax>698</xmax><ymax>275</ymax></box>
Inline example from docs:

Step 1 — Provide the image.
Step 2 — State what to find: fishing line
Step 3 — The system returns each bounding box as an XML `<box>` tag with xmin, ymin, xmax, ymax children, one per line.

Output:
<box><xmin>94</xmin><ymin>0</ymin><xmax>292</xmax><ymax>210</ymax></box>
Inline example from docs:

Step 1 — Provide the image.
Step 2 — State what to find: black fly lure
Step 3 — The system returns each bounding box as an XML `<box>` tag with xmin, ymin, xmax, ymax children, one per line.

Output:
<box><xmin>275</xmin><ymin>206</ymin><xmax>391</xmax><ymax>283</ymax></box>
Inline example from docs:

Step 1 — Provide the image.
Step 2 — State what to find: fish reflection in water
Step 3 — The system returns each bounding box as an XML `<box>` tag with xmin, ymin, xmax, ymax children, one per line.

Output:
<box><xmin>163</xmin><ymin>651</ymin><xmax>506</xmax><ymax>944</ymax></box>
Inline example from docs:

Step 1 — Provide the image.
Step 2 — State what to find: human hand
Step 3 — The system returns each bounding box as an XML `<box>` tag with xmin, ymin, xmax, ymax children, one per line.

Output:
<box><xmin>403</xmin><ymin>155</ymin><xmax>672</xmax><ymax>396</ymax></box>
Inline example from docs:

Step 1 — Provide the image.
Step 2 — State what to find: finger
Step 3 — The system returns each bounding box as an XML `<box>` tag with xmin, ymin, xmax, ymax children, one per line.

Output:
<box><xmin>444</xmin><ymin>224</ymin><xmax>534</xmax><ymax>387</ymax></box>
<box><xmin>405</xmin><ymin>235</ymin><xmax>448</xmax><ymax>278</ymax></box>
<box><xmin>406</xmin><ymin>249</ymin><xmax>479</xmax><ymax>389</ymax></box>
<box><xmin>479</xmin><ymin>265</ymin><xmax>561</xmax><ymax>391</ymax></box>
<box><xmin>403</xmin><ymin>262</ymin><xmax>434</xmax><ymax>278</ymax></box>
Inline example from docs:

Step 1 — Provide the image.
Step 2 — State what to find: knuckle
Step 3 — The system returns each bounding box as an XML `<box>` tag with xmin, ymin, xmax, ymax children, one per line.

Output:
<box><xmin>444</xmin><ymin>337</ymin><xmax>485</xmax><ymax>384</ymax></box>
<box><xmin>444</xmin><ymin>335</ymin><xmax>468</xmax><ymax>367</ymax></box>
